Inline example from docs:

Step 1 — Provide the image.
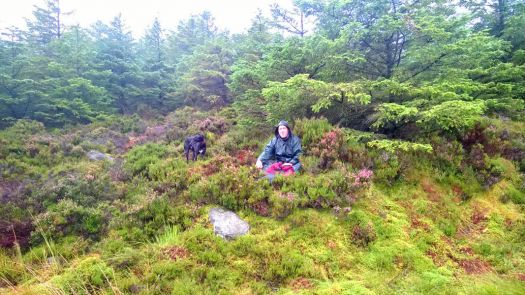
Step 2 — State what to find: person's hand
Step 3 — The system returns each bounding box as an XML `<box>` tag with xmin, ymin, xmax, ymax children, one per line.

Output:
<box><xmin>256</xmin><ymin>159</ymin><xmax>263</xmax><ymax>169</ymax></box>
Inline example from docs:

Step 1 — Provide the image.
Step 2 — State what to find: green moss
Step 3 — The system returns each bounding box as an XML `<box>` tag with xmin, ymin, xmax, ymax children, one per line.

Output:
<box><xmin>179</xmin><ymin>225</ymin><xmax>227</xmax><ymax>266</ymax></box>
<box><xmin>437</xmin><ymin>219</ymin><xmax>457</xmax><ymax>237</ymax></box>
<box><xmin>263</xmin><ymin>247</ymin><xmax>313</xmax><ymax>282</ymax></box>
<box><xmin>315</xmin><ymin>280</ymin><xmax>376</xmax><ymax>295</ymax></box>
<box><xmin>400</xmin><ymin>269</ymin><xmax>454</xmax><ymax>295</ymax></box>
<box><xmin>150</xmin><ymin>260</ymin><xmax>187</xmax><ymax>281</ymax></box>
<box><xmin>459</xmin><ymin>275</ymin><xmax>525</xmax><ymax>295</ymax></box>
<box><xmin>171</xmin><ymin>277</ymin><xmax>205</xmax><ymax>295</ymax></box>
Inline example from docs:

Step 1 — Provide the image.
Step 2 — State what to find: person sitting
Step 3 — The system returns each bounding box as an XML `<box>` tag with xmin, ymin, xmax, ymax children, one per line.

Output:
<box><xmin>255</xmin><ymin>120</ymin><xmax>302</xmax><ymax>178</ymax></box>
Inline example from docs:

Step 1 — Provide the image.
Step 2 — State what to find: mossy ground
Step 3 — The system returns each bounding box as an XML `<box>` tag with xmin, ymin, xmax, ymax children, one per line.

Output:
<box><xmin>2</xmin><ymin>184</ymin><xmax>524</xmax><ymax>294</ymax></box>
<box><xmin>1</xmin><ymin>115</ymin><xmax>524</xmax><ymax>294</ymax></box>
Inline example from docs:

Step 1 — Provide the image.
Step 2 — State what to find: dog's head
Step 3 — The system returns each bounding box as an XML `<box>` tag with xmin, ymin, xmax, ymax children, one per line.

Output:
<box><xmin>193</xmin><ymin>134</ymin><xmax>205</xmax><ymax>142</ymax></box>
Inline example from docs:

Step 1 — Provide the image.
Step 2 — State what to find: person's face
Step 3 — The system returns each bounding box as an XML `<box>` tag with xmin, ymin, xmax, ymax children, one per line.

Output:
<box><xmin>278</xmin><ymin>125</ymin><xmax>289</xmax><ymax>138</ymax></box>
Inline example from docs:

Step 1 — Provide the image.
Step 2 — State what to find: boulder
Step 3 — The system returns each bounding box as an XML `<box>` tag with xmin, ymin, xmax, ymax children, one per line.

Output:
<box><xmin>209</xmin><ymin>208</ymin><xmax>250</xmax><ymax>239</ymax></box>
<box><xmin>87</xmin><ymin>150</ymin><xmax>114</xmax><ymax>162</ymax></box>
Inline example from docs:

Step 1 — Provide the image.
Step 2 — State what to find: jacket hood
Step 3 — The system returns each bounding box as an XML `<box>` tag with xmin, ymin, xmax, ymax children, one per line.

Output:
<box><xmin>274</xmin><ymin>120</ymin><xmax>292</xmax><ymax>138</ymax></box>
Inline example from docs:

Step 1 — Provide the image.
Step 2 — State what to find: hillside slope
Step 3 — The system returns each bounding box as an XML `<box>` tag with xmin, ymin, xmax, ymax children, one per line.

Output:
<box><xmin>1</xmin><ymin>111</ymin><xmax>524</xmax><ymax>294</ymax></box>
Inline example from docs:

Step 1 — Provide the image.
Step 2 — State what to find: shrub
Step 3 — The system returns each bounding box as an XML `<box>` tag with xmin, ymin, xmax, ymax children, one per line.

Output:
<box><xmin>370</xmin><ymin>151</ymin><xmax>402</xmax><ymax>184</ymax></box>
<box><xmin>310</xmin><ymin>129</ymin><xmax>350</xmax><ymax>170</ymax></box>
<box><xmin>133</xmin><ymin>197</ymin><xmax>200</xmax><ymax>239</ymax></box>
<box><xmin>342</xmin><ymin>132</ymin><xmax>374</xmax><ymax>169</ymax></box>
<box><xmin>418</xmin><ymin>100</ymin><xmax>486</xmax><ymax>136</ymax></box>
<box><xmin>215</xmin><ymin>126</ymin><xmax>267</xmax><ymax>154</ymax></box>
<box><xmin>268</xmin><ymin>190</ymin><xmax>299</xmax><ymax>219</ymax></box>
<box><xmin>32</xmin><ymin>199</ymin><xmax>108</xmax><ymax>241</ymax></box>
<box><xmin>300</xmin><ymin>155</ymin><xmax>322</xmax><ymax>174</ymax></box>
<box><xmin>0</xmin><ymin>249</ymin><xmax>28</xmax><ymax>286</ymax></box>
<box><xmin>69</xmin><ymin>145</ymin><xmax>86</xmax><ymax>157</ymax></box>
<box><xmin>367</xmin><ymin>139</ymin><xmax>433</xmax><ymax>154</ymax></box>
<box><xmin>33</xmin><ymin>170</ymin><xmax>118</xmax><ymax>209</ymax></box>
<box><xmin>179</xmin><ymin>225</ymin><xmax>226</xmax><ymax>266</ymax></box>
<box><xmin>464</xmin><ymin>146</ymin><xmax>512</xmax><ymax>188</ymax></box>
<box><xmin>186</xmin><ymin>166</ymin><xmax>269</xmax><ymax>211</ymax></box>
<box><xmin>96</xmin><ymin>114</ymin><xmax>146</xmax><ymax>134</ymax></box>
<box><xmin>49</xmin><ymin>256</ymin><xmax>115</xmax><ymax>294</ymax></box>
<box><xmin>347</xmin><ymin>209</ymin><xmax>377</xmax><ymax>247</ymax></box>
<box><xmin>501</xmin><ymin>185</ymin><xmax>525</xmax><ymax>204</ymax></box>
<box><xmin>0</xmin><ymin>121</ymin><xmax>66</xmax><ymax>180</ymax></box>
<box><xmin>195</xmin><ymin>116</ymin><xmax>231</xmax><ymax>135</ymax></box>
<box><xmin>461</xmin><ymin>122</ymin><xmax>497</xmax><ymax>155</ymax></box>
<box><xmin>367</xmin><ymin>139</ymin><xmax>432</xmax><ymax>184</ymax></box>
<box><xmin>520</xmin><ymin>158</ymin><xmax>525</xmax><ymax>172</ymax></box>
<box><xmin>2</xmin><ymin>120</ymin><xmax>45</xmax><ymax>141</ymax></box>
<box><xmin>105</xmin><ymin>246</ymin><xmax>145</xmax><ymax>270</ymax></box>
<box><xmin>273</xmin><ymin>169</ymin><xmax>358</xmax><ymax>212</ymax></box>
<box><xmin>430</xmin><ymin>136</ymin><xmax>464</xmax><ymax>170</ymax></box>
<box><xmin>261</xmin><ymin>74</ymin><xmax>370</xmax><ymax>123</ymax></box>
<box><xmin>351</xmin><ymin>168</ymin><xmax>374</xmax><ymax>188</ymax></box>
<box><xmin>372</xmin><ymin>103</ymin><xmax>419</xmax><ymax>134</ymax></box>
<box><xmin>0</xmin><ymin>218</ymin><xmax>33</xmax><ymax>250</ymax></box>
<box><xmin>23</xmin><ymin>236</ymin><xmax>89</xmax><ymax>264</ymax></box>
<box><xmin>146</xmin><ymin>158</ymin><xmax>190</xmax><ymax>194</ymax></box>
<box><xmin>124</xmin><ymin>143</ymin><xmax>169</xmax><ymax>177</ymax></box>
<box><xmin>293</xmin><ymin>117</ymin><xmax>333</xmax><ymax>150</ymax></box>
<box><xmin>266</xmin><ymin>249</ymin><xmax>308</xmax><ymax>282</ymax></box>
<box><xmin>82</xmin><ymin>126</ymin><xmax>130</xmax><ymax>153</ymax></box>
<box><xmin>165</xmin><ymin>107</ymin><xmax>211</xmax><ymax>140</ymax></box>
<box><xmin>351</xmin><ymin>223</ymin><xmax>377</xmax><ymax>247</ymax></box>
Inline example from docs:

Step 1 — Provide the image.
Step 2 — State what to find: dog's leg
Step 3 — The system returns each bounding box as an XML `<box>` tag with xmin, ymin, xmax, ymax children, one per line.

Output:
<box><xmin>184</xmin><ymin>141</ymin><xmax>189</xmax><ymax>163</ymax></box>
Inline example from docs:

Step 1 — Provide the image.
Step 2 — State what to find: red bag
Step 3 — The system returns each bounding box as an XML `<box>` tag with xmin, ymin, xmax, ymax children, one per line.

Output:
<box><xmin>265</xmin><ymin>162</ymin><xmax>295</xmax><ymax>176</ymax></box>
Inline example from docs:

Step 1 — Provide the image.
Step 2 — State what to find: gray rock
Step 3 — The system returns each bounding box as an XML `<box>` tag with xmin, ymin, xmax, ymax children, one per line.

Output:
<box><xmin>87</xmin><ymin>150</ymin><xmax>114</xmax><ymax>162</ymax></box>
<box><xmin>47</xmin><ymin>257</ymin><xmax>58</xmax><ymax>265</ymax></box>
<box><xmin>209</xmin><ymin>208</ymin><xmax>250</xmax><ymax>239</ymax></box>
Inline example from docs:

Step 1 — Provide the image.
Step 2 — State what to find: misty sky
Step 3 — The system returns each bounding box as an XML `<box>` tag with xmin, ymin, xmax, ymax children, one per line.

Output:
<box><xmin>1</xmin><ymin>0</ymin><xmax>294</xmax><ymax>37</ymax></box>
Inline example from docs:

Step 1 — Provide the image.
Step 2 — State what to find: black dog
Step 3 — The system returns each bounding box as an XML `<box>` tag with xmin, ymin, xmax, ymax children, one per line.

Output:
<box><xmin>184</xmin><ymin>134</ymin><xmax>206</xmax><ymax>162</ymax></box>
